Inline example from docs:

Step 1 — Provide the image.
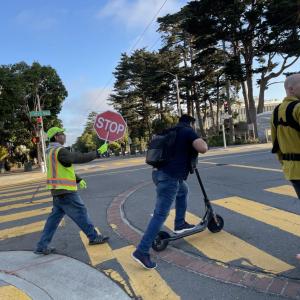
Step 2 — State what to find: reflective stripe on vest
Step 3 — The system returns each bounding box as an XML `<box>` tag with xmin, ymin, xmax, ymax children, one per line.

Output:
<box><xmin>47</xmin><ymin>179</ymin><xmax>77</xmax><ymax>187</ymax></box>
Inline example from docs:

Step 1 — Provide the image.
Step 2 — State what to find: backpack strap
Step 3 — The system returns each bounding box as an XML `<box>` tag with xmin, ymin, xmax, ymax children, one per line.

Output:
<box><xmin>285</xmin><ymin>100</ymin><xmax>300</xmax><ymax>131</ymax></box>
<box><xmin>271</xmin><ymin>101</ymin><xmax>300</xmax><ymax>154</ymax></box>
<box><xmin>273</xmin><ymin>104</ymin><xmax>280</xmax><ymax>128</ymax></box>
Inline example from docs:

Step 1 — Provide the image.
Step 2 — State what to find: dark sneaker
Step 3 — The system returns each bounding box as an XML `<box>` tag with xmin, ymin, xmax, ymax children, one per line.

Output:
<box><xmin>89</xmin><ymin>235</ymin><xmax>109</xmax><ymax>245</ymax></box>
<box><xmin>174</xmin><ymin>222</ymin><xmax>195</xmax><ymax>234</ymax></box>
<box><xmin>34</xmin><ymin>247</ymin><xmax>56</xmax><ymax>255</ymax></box>
<box><xmin>131</xmin><ymin>250</ymin><xmax>157</xmax><ymax>269</ymax></box>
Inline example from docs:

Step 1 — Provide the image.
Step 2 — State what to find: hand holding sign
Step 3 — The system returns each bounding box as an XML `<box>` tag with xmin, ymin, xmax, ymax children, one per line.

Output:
<box><xmin>94</xmin><ymin>111</ymin><xmax>127</xmax><ymax>142</ymax></box>
<box><xmin>97</xmin><ymin>143</ymin><xmax>108</xmax><ymax>155</ymax></box>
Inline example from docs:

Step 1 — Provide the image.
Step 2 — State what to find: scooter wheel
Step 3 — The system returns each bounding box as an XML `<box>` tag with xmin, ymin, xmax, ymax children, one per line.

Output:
<box><xmin>152</xmin><ymin>231</ymin><xmax>170</xmax><ymax>252</ymax></box>
<box><xmin>208</xmin><ymin>214</ymin><xmax>224</xmax><ymax>233</ymax></box>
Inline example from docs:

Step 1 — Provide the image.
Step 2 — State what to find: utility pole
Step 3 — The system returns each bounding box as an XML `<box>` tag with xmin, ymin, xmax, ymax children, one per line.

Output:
<box><xmin>174</xmin><ymin>74</ymin><xmax>181</xmax><ymax>117</ymax></box>
<box><xmin>36</xmin><ymin>94</ymin><xmax>47</xmax><ymax>173</ymax></box>
<box><xmin>222</xmin><ymin>40</ymin><xmax>235</xmax><ymax>143</ymax></box>
<box><xmin>222</xmin><ymin>124</ymin><xmax>227</xmax><ymax>149</ymax></box>
<box><xmin>157</xmin><ymin>70</ymin><xmax>181</xmax><ymax>116</ymax></box>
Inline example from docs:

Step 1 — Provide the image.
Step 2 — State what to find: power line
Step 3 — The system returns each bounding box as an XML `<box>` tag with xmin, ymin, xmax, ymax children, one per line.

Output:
<box><xmin>128</xmin><ymin>0</ymin><xmax>169</xmax><ymax>54</ymax></box>
<box><xmin>148</xmin><ymin>36</ymin><xmax>162</xmax><ymax>52</ymax></box>
<box><xmin>82</xmin><ymin>0</ymin><xmax>169</xmax><ymax>117</ymax></box>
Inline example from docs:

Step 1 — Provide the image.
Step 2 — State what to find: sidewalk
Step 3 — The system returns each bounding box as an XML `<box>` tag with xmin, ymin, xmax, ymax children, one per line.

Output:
<box><xmin>0</xmin><ymin>251</ymin><xmax>130</xmax><ymax>300</ymax></box>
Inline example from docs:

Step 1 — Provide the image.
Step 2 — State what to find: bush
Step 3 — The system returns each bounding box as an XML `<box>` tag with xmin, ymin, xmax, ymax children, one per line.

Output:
<box><xmin>0</xmin><ymin>146</ymin><xmax>8</xmax><ymax>161</ymax></box>
<box><xmin>109</xmin><ymin>142</ymin><xmax>121</xmax><ymax>155</ymax></box>
<box><xmin>0</xmin><ymin>146</ymin><xmax>9</xmax><ymax>173</ymax></box>
<box><xmin>207</xmin><ymin>135</ymin><xmax>229</xmax><ymax>147</ymax></box>
<box><xmin>207</xmin><ymin>134</ymin><xmax>260</xmax><ymax>147</ymax></box>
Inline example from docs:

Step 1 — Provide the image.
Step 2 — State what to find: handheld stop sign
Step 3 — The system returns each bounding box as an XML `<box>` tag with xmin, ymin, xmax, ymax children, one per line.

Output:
<box><xmin>94</xmin><ymin>111</ymin><xmax>127</xmax><ymax>142</ymax></box>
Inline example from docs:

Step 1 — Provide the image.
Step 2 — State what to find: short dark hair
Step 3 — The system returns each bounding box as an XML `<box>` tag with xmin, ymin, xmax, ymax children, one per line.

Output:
<box><xmin>179</xmin><ymin>114</ymin><xmax>196</xmax><ymax>123</ymax></box>
<box><xmin>50</xmin><ymin>136</ymin><xmax>56</xmax><ymax>142</ymax></box>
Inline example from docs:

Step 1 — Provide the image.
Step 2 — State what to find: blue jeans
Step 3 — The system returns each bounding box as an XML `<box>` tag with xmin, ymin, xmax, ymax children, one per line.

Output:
<box><xmin>137</xmin><ymin>169</ymin><xmax>189</xmax><ymax>254</ymax></box>
<box><xmin>36</xmin><ymin>192</ymin><xmax>98</xmax><ymax>251</ymax></box>
<box><xmin>291</xmin><ymin>180</ymin><xmax>300</xmax><ymax>199</ymax></box>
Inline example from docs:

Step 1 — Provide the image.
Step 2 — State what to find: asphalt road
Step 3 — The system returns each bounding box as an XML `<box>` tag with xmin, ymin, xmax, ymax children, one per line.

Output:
<box><xmin>0</xmin><ymin>147</ymin><xmax>299</xmax><ymax>299</ymax></box>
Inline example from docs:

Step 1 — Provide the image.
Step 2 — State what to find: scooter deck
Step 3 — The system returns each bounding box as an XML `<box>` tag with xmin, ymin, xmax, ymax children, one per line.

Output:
<box><xmin>167</xmin><ymin>220</ymin><xmax>209</xmax><ymax>241</ymax></box>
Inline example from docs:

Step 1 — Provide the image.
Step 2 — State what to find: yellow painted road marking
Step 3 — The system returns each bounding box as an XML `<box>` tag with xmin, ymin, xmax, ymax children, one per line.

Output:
<box><xmin>130</xmin><ymin>158</ymin><xmax>144</xmax><ymax>163</ymax></box>
<box><xmin>0</xmin><ymin>220</ymin><xmax>62</xmax><ymax>240</ymax></box>
<box><xmin>213</xmin><ymin>196</ymin><xmax>300</xmax><ymax>238</ymax></box>
<box><xmin>113</xmin><ymin>245</ymin><xmax>180</xmax><ymax>300</ymax></box>
<box><xmin>0</xmin><ymin>184</ymin><xmax>43</xmax><ymax>194</ymax></box>
<box><xmin>0</xmin><ymin>285</ymin><xmax>31</xmax><ymax>300</ymax></box>
<box><xmin>265</xmin><ymin>185</ymin><xmax>297</xmax><ymax>198</ymax></box>
<box><xmin>77</xmin><ymin>159</ymin><xmax>146</xmax><ymax>175</ymax></box>
<box><xmin>0</xmin><ymin>191</ymin><xmax>50</xmax><ymax>204</ymax></box>
<box><xmin>0</xmin><ymin>198</ymin><xmax>52</xmax><ymax>212</ymax></box>
<box><xmin>0</xmin><ymin>187</ymin><xmax>46</xmax><ymax>198</ymax></box>
<box><xmin>113</xmin><ymin>161</ymin><xmax>143</xmax><ymax>166</ymax></box>
<box><xmin>0</xmin><ymin>207</ymin><xmax>52</xmax><ymax>224</ymax></box>
<box><xmin>104</xmin><ymin>269</ymin><xmax>134</xmax><ymax>298</ymax></box>
<box><xmin>164</xmin><ymin>210</ymin><xmax>293</xmax><ymax>274</ymax></box>
<box><xmin>79</xmin><ymin>228</ymin><xmax>114</xmax><ymax>265</ymax></box>
<box><xmin>199</xmin><ymin>161</ymin><xmax>282</xmax><ymax>172</ymax></box>
<box><xmin>83</xmin><ymin>167</ymin><xmax>150</xmax><ymax>178</ymax></box>
<box><xmin>0</xmin><ymin>221</ymin><xmax>45</xmax><ymax>240</ymax></box>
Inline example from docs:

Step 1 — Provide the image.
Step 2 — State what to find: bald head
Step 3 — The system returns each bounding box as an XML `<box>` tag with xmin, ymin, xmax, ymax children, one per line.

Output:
<box><xmin>284</xmin><ymin>74</ymin><xmax>300</xmax><ymax>99</ymax></box>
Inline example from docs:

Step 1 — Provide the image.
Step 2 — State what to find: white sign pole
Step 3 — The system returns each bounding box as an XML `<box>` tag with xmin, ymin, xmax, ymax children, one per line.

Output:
<box><xmin>222</xmin><ymin>124</ymin><xmax>227</xmax><ymax>149</ymax></box>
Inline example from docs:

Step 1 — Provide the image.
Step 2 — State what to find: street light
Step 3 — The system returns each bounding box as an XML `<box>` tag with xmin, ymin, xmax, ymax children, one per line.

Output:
<box><xmin>156</xmin><ymin>70</ymin><xmax>182</xmax><ymax>116</ymax></box>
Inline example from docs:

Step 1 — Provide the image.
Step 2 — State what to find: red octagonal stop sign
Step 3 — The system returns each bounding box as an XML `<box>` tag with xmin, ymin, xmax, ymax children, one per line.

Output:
<box><xmin>94</xmin><ymin>111</ymin><xmax>127</xmax><ymax>142</ymax></box>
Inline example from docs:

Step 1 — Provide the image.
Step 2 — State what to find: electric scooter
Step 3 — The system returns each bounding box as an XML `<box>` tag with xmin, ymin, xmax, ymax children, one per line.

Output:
<box><xmin>152</xmin><ymin>167</ymin><xmax>224</xmax><ymax>252</ymax></box>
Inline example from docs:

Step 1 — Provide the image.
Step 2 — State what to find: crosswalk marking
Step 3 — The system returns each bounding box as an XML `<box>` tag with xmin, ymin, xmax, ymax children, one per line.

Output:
<box><xmin>0</xmin><ymin>191</ymin><xmax>50</xmax><ymax>204</ymax></box>
<box><xmin>0</xmin><ymin>207</ymin><xmax>52</xmax><ymax>224</ymax></box>
<box><xmin>164</xmin><ymin>210</ymin><xmax>293</xmax><ymax>274</ymax></box>
<box><xmin>113</xmin><ymin>245</ymin><xmax>180</xmax><ymax>300</ymax></box>
<box><xmin>0</xmin><ymin>221</ymin><xmax>46</xmax><ymax>240</ymax></box>
<box><xmin>0</xmin><ymin>198</ymin><xmax>52</xmax><ymax>212</ymax></box>
<box><xmin>103</xmin><ymin>269</ymin><xmax>134</xmax><ymax>298</ymax></box>
<box><xmin>0</xmin><ymin>285</ymin><xmax>31</xmax><ymax>300</ymax></box>
<box><xmin>0</xmin><ymin>187</ymin><xmax>46</xmax><ymax>198</ymax></box>
<box><xmin>213</xmin><ymin>196</ymin><xmax>300</xmax><ymax>238</ymax></box>
<box><xmin>0</xmin><ymin>183</ymin><xmax>43</xmax><ymax>193</ymax></box>
<box><xmin>80</xmin><ymin>231</ymin><xmax>178</xmax><ymax>299</ymax></box>
<box><xmin>79</xmin><ymin>228</ymin><xmax>114</xmax><ymax>265</ymax></box>
<box><xmin>199</xmin><ymin>161</ymin><xmax>282</xmax><ymax>172</ymax></box>
<box><xmin>0</xmin><ymin>220</ymin><xmax>63</xmax><ymax>240</ymax></box>
<box><xmin>265</xmin><ymin>185</ymin><xmax>297</xmax><ymax>198</ymax></box>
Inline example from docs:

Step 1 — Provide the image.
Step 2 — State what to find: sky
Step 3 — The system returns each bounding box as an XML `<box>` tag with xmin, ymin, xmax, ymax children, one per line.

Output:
<box><xmin>1</xmin><ymin>0</ymin><xmax>299</xmax><ymax>145</ymax></box>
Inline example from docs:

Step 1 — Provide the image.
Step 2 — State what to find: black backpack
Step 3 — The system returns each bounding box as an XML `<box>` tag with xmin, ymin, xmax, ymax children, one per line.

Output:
<box><xmin>272</xmin><ymin>100</ymin><xmax>300</xmax><ymax>153</ymax></box>
<box><xmin>146</xmin><ymin>127</ymin><xmax>180</xmax><ymax>168</ymax></box>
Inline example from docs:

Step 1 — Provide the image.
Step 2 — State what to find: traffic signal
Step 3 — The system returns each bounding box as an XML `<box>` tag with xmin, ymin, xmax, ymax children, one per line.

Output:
<box><xmin>36</xmin><ymin>117</ymin><xmax>43</xmax><ymax>129</ymax></box>
<box><xmin>31</xmin><ymin>136</ymin><xmax>40</xmax><ymax>144</ymax></box>
<box><xmin>224</xmin><ymin>101</ymin><xmax>229</xmax><ymax>113</ymax></box>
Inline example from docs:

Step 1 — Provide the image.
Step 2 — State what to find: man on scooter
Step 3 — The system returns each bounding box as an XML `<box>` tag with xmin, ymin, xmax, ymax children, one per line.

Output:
<box><xmin>132</xmin><ymin>114</ymin><xmax>208</xmax><ymax>269</ymax></box>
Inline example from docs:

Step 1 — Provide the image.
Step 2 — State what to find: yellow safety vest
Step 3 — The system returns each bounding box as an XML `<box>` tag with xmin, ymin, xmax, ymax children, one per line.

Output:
<box><xmin>46</xmin><ymin>147</ymin><xmax>77</xmax><ymax>191</ymax></box>
<box><xmin>271</xmin><ymin>96</ymin><xmax>300</xmax><ymax>180</ymax></box>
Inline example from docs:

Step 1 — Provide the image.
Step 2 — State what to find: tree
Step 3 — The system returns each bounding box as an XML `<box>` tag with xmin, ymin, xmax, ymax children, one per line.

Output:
<box><xmin>256</xmin><ymin>0</ymin><xmax>300</xmax><ymax>113</ymax></box>
<box><xmin>0</xmin><ymin>62</ymin><xmax>68</xmax><ymax>162</ymax></box>
<box><xmin>182</xmin><ymin>0</ymin><xmax>300</xmax><ymax>137</ymax></box>
<box><xmin>109</xmin><ymin>50</ymin><xmax>172</xmax><ymax>142</ymax></box>
<box><xmin>73</xmin><ymin>111</ymin><xmax>106</xmax><ymax>152</ymax></box>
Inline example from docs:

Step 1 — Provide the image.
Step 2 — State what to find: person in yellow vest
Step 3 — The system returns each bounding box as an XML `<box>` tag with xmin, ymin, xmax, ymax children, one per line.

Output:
<box><xmin>34</xmin><ymin>127</ymin><xmax>109</xmax><ymax>255</ymax></box>
<box><xmin>271</xmin><ymin>73</ymin><xmax>300</xmax><ymax>260</ymax></box>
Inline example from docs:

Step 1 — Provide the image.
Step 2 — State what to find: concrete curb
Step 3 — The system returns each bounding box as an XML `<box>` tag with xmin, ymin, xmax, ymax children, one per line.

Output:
<box><xmin>0</xmin><ymin>251</ymin><xmax>130</xmax><ymax>300</ymax></box>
